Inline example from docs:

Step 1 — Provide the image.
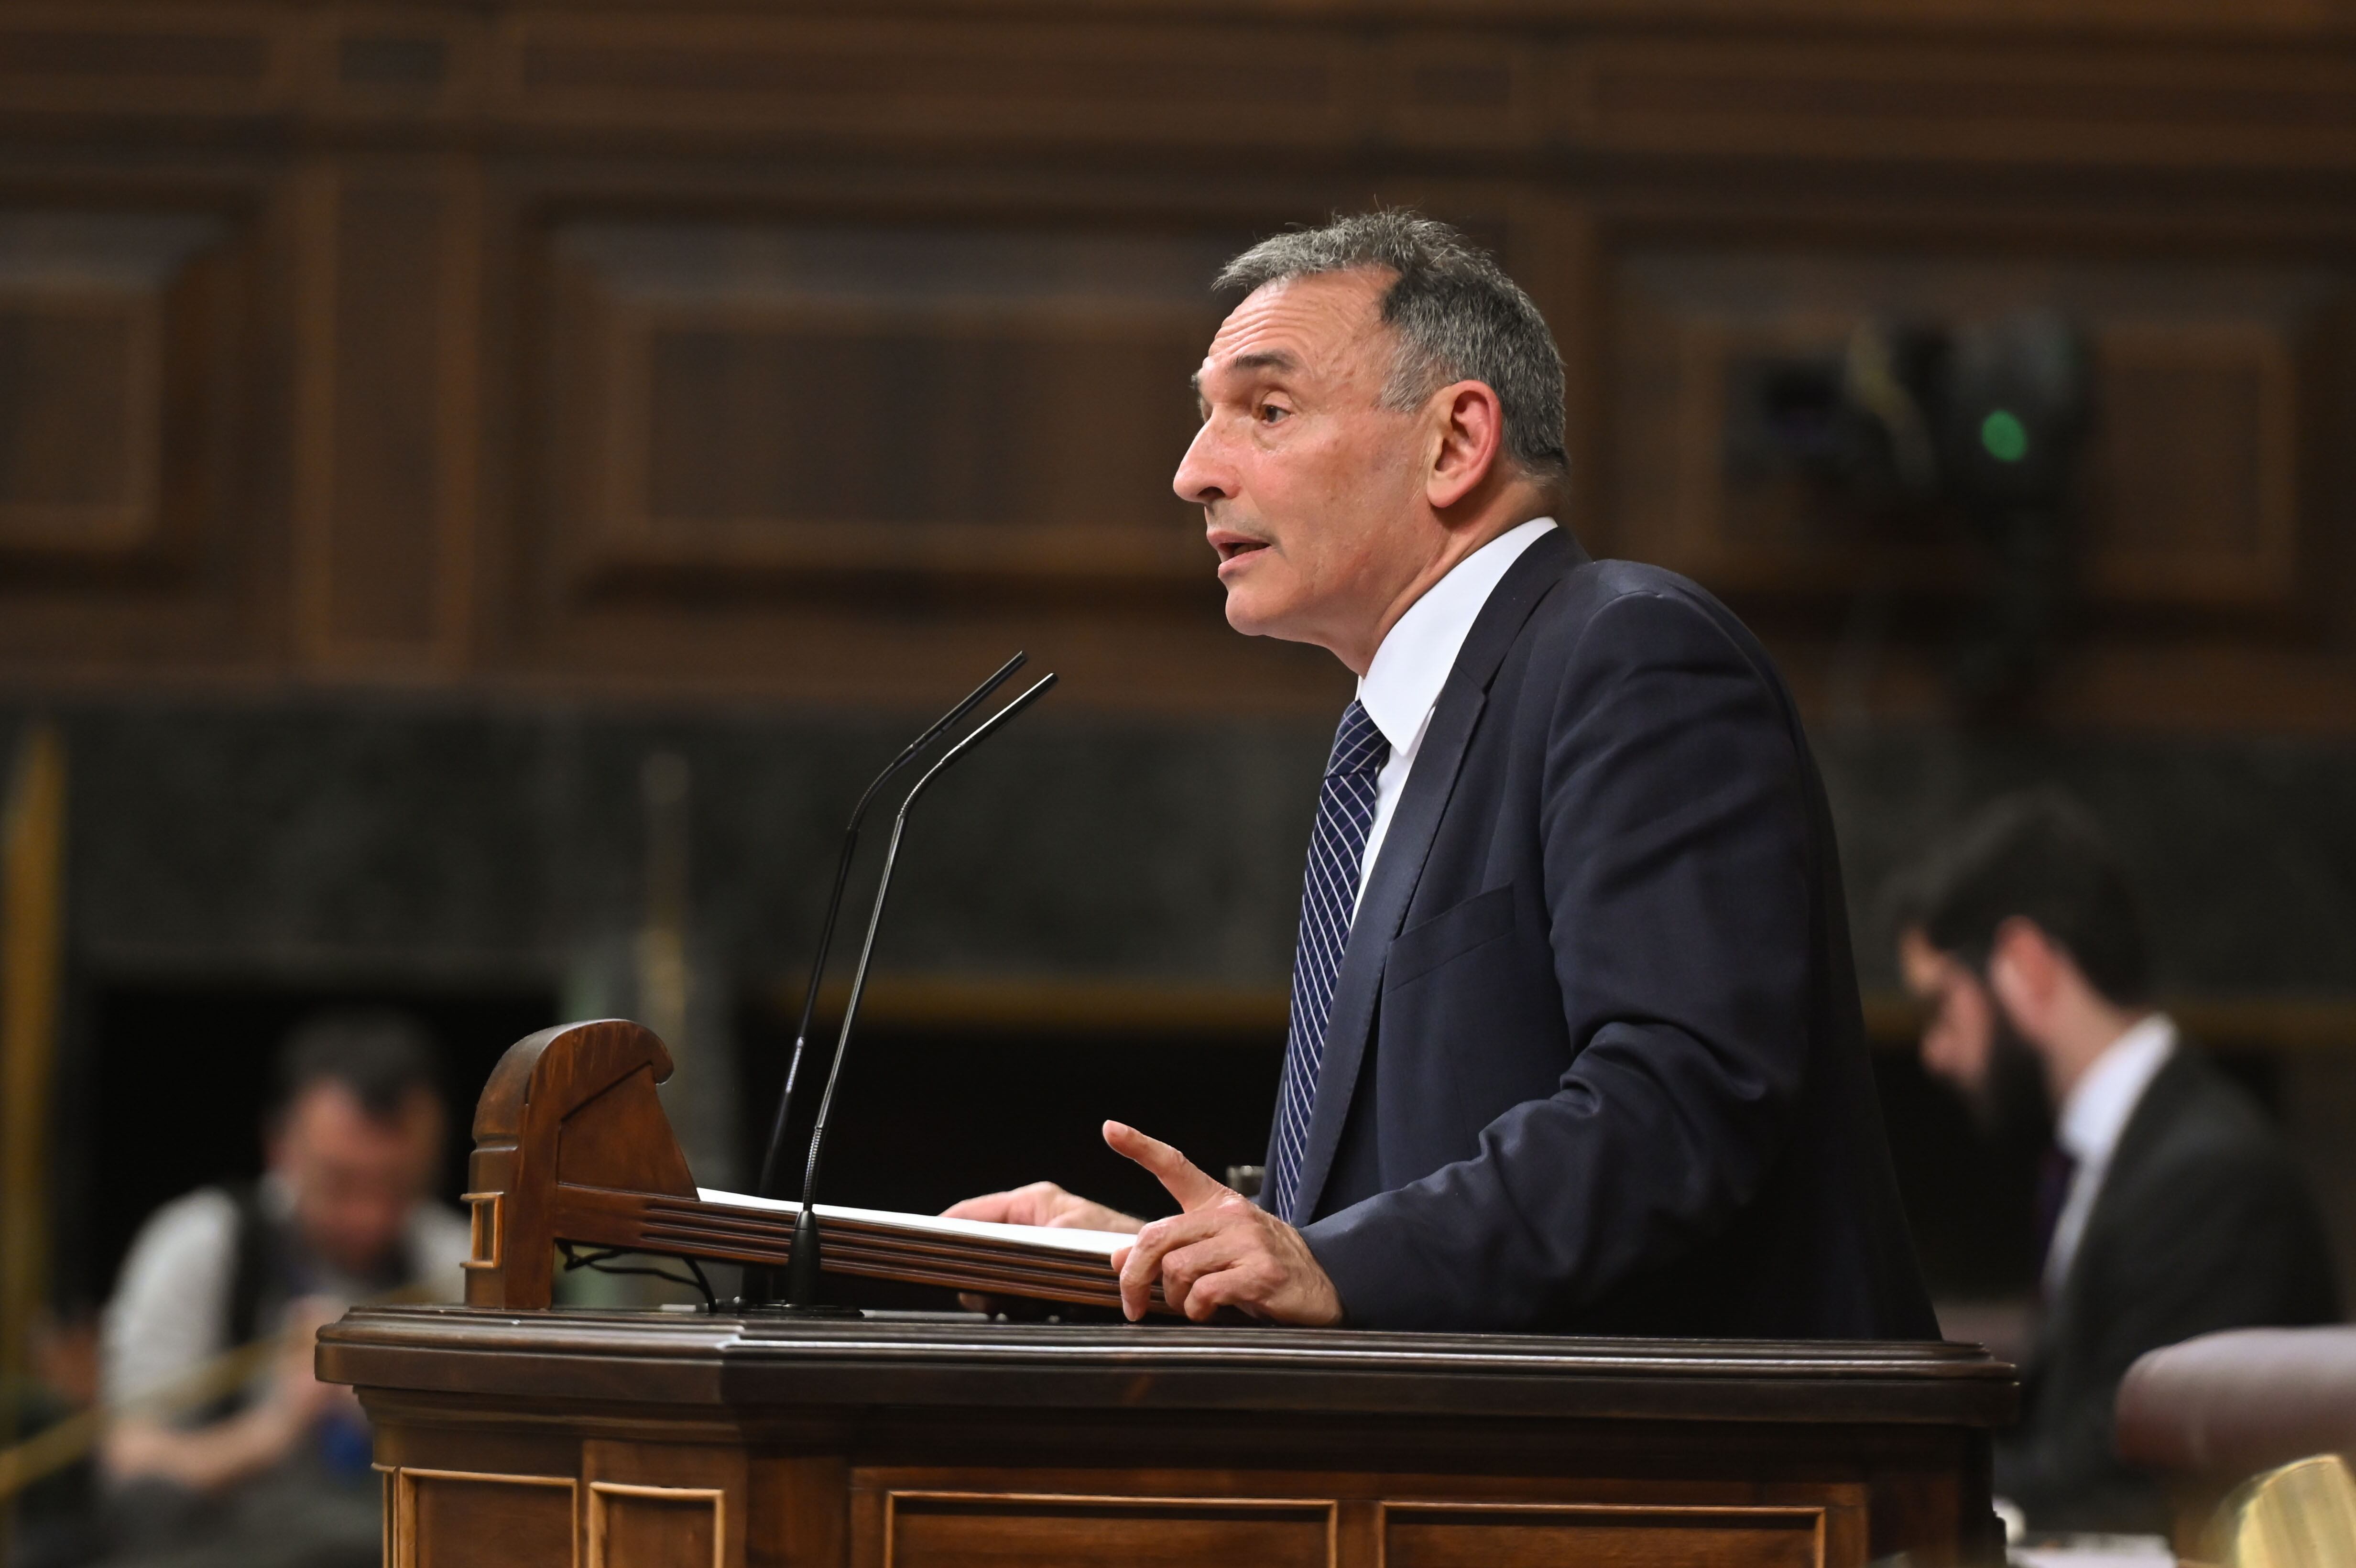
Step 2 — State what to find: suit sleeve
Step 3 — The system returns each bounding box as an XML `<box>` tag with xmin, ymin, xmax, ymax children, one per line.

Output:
<box><xmin>1304</xmin><ymin>589</ymin><xmax>1818</xmax><ymax>1328</ymax></box>
<box><xmin>1997</xmin><ymin>1146</ymin><xmax>2336</xmax><ymax>1528</ymax></box>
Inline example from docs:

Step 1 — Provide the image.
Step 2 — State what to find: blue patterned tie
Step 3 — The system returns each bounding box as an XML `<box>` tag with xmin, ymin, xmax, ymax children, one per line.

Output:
<box><xmin>1267</xmin><ymin>699</ymin><xmax>1389</xmax><ymax>1224</ymax></box>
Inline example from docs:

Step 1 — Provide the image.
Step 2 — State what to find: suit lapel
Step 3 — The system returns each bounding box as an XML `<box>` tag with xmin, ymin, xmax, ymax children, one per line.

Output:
<box><xmin>2030</xmin><ymin>1047</ymin><xmax>2197</xmax><ymax>1365</ymax></box>
<box><xmin>1290</xmin><ymin>527</ymin><xmax>1587</xmax><ymax>1221</ymax></box>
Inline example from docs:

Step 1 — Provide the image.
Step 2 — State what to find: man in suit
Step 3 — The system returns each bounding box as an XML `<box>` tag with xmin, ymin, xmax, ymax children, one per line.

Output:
<box><xmin>948</xmin><ymin>210</ymin><xmax>1935</xmax><ymax>1339</ymax></box>
<box><xmin>1893</xmin><ymin>790</ymin><xmax>2338</xmax><ymax>1530</ymax></box>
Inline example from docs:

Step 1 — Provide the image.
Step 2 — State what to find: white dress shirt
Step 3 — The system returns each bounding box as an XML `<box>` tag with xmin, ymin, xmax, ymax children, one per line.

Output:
<box><xmin>1353</xmin><ymin>517</ymin><xmax>1559</xmax><ymax>904</ymax></box>
<box><xmin>2043</xmin><ymin>1013</ymin><xmax>2177</xmax><ymax>1297</ymax></box>
<box><xmin>101</xmin><ymin>1172</ymin><xmax>471</xmax><ymax>1413</ymax></box>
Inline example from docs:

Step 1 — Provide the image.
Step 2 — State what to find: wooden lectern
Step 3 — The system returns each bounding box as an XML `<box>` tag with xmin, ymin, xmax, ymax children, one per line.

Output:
<box><xmin>319</xmin><ymin>1022</ymin><xmax>2016</xmax><ymax>1568</ymax></box>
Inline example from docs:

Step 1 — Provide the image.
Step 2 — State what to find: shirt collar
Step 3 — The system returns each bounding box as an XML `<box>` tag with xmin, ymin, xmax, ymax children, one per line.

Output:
<box><xmin>1357</xmin><ymin>518</ymin><xmax>1558</xmax><ymax>754</ymax></box>
<box><xmin>2057</xmin><ymin>1013</ymin><xmax>2177</xmax><ymax>1167</ymax></box>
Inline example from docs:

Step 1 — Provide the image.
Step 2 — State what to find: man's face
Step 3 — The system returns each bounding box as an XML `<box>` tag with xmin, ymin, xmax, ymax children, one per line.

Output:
<box><xmin>271</xmin><ymin>1081</ymin><xmax>442</xmax><ymax>1280</ymax></box>
<box><xmin>1171</xmin><ymin>271</ymin><xmax>1432</xmax><ymax>658</ymax></box>
<box><xmin>1899</xmin><ymin>926</ymin><xmax>2051</xmax><ymax>1135</ymax></box>
<box><xmin>1899</xmin><ymin>927</ymin><xmax>1995</xmax><ymax>1098</ymax></box>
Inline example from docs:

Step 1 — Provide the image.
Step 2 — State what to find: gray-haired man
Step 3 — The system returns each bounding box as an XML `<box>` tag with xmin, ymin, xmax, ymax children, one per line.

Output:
<box><xmin>951</xmin><ymin>213</ymin><xmax>1934</xmax><ymax>1339</ymax></box>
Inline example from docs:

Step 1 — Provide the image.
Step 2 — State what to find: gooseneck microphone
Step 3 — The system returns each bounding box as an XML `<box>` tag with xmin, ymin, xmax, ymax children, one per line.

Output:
<box><xmin>752</xmin><ymin>653</ymin><xmax>1028</xmax><ymax>1208</ymax></box>
<box><xmin>780</xmin><ymin>669</ymin><xmax>1059</xmax><ymax>1313</ymax></box>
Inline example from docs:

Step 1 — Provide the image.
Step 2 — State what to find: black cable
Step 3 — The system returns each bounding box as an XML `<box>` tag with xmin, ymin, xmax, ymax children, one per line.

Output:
<box><xmin>557</xmin><ymin>1241</ymin><xmax>719</xmax><ymax>1311</ymax></box>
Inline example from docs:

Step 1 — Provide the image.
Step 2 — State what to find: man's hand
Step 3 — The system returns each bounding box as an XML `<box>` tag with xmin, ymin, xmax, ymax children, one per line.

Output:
<box><xmin>941</xmin><ymin>1183</ymin><xmax>1142</xmax><ymax>1234</ymax></box>
<box><xmin>101</xmin><ymin>1296</ymin><xmax>352</xmax><ymax>1494</ymax></box>
<box><xmin>1107</xmin><ymin>1122</ymin><xmax>1343</xmax><ymax>1326</ymax></box>
<box><xmin>941</xmin><ymin>1183</ymin><xmax>1142</xmax><ymax>1314</ymax></box>
<box><xmin>272</xmin><ymin>1296</ymin><xmax>360</xmax><ymax>1426</ymax></box>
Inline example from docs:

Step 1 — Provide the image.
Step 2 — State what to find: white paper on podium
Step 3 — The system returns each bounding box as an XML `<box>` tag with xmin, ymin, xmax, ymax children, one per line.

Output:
<box><xmin>698</xmin><ymin>1187</ymin><xmax>1132</xmax><ymax>1257</ymax></box>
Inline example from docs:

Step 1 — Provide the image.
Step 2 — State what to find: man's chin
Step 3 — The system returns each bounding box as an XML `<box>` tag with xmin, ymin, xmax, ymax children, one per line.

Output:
<box><xmin>1219</xmin><ymin>575</ymin><xmax>1329</xmax><ymax>649</ymax></box>
<box><xmin>1221</xmin><ymin>590</ymin><xmax>1297</xmax><ymax>641</ymax></box>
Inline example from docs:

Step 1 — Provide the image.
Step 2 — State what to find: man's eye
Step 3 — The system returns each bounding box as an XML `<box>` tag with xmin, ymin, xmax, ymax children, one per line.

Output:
<box><xmin>1258</xmin><ymin>403</ymin><xmax>1288</xmax><ymax>424</ymax></box>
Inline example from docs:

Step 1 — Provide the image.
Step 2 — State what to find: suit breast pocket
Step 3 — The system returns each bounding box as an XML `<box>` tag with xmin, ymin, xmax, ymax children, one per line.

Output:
<box><xmin>1384</xmin><ymin>884</ymin><xmax>1516</xmax><ymax>993</ymax></box>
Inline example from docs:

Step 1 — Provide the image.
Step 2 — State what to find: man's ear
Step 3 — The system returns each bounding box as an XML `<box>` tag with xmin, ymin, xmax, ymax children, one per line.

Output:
<box><xmin>1985</xmin><ymin>916</ymin><xmax>2062</xmax><ymax>1023</ymax></box>
<box><xmin>1426</xmin><ymin>381</ymin><xmax>1506</xmax><ymax>512</ymax></box>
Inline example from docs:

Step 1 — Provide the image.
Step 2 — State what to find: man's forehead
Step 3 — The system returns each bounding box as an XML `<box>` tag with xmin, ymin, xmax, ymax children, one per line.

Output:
<box><xmin>1194</xmin><ymin>270</ymin><xmax>1390</xmax><ymax>390</ymax></box>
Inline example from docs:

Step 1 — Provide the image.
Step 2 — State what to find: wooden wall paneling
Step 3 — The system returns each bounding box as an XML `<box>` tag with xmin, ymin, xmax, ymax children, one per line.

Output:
<box><xmin>1501</xmin><ymin>194</ymin><xmax>1609</xmax><ymax>555</ymax></box>
<box><xmin>0</xmin><ymin>212</ymin><xmax>198</xmax><ymax>565</ymax></box>
<box><xmin>0</xmin><ymin>196</ymin><xmax>278</xmax><ymax>674</ymax></box>
<box><xmin>299</xmin><ymin>5</ymin><xmax>486</xmax><ymax>128</ymax></box>
<box><xmin>492</xmin><ymin>13</ymin><xmax>1367</xmax><ymax>154</ymax></box>
<box><xmin>1371</xmin><ymin>30</ymin><xmax>1546</xmax><ymax>153</ymax></box>
<box><xmin>2077</xmin><ymin>319</ymin><xmax>2303</xmax><ymax>610</ymax></box>
<box><xmin>1606</xmin><ymin>244</ymin><xmax>2342</xmax><ymax>618</ymax></box>
<box><xmin>511</xmin><ymin>198</ymin><xmax>1353</xmax><ymax>712</ymax></box>
<box><xmin>0</xmin><ymin>4</ymin><xmax>291</xmax><ymax>125</ymax></box>
<box><xmin>293</xmin><ymin>153</ymin><xmax>480</xmax><ymax>676</ymax></box>
<box><xmin>1560</xmin><ymin>38</ymin><xmax>2356</xmax><ymax>172</ymax></box>
<box><xmin>551</xmin><ymin>218</ymin><xmax>1224</xmax><ymax>590</ymax></box>
<box><xmin>0</xmin><ymin>0</ymin><xmax>2344</xmax><ymax>728</ymax></box>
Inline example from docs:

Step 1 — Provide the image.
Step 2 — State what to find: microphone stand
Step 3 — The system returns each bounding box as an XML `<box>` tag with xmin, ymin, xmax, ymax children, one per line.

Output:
<box><xmin>739</xmin><ymin>654</ymin><xmax>1026</xmax><ymax>1304</ymax></box>
<box><xmin>775</xmin><ymin>670</ymin><xmax>1059</xmax><ymax>1316</ymax></box>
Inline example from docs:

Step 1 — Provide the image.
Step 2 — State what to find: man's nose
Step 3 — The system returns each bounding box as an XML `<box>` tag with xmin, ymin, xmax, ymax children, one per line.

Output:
<box><xmin>1171</xmin><ymin>421</ymin><xmax>1234</xmax><ymax>505</ymax></box>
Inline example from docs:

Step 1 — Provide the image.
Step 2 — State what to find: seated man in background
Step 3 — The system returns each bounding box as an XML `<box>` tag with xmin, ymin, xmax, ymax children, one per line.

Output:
<box><xmin>1893</xmin><ymin>790</ymin><xmax>2338</xmax><ymax>1534</ymax></box>
<box><xmin>98</xmin><ymin>1011</ymin><xmax>470</xmax><ymax>1568</ymax></box>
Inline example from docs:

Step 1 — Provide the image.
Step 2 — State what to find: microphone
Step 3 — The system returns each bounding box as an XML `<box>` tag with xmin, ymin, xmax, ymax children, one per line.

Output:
<box><xmin>752</xmin><ymin>653</ymin><xmax>1028</xmax><ymax>1207</ymax></box>
<box><xmin>778</xmin><ymin>669</ymin><xmax>1059</xmax><ymax>1314</ymax></box>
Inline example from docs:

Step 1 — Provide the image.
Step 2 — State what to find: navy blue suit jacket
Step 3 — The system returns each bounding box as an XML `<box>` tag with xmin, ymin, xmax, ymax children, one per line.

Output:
<box><xmin>1290</xmin><ymin>528</ymin><xmax>1937</xmax><ymax>1338</ymax></box>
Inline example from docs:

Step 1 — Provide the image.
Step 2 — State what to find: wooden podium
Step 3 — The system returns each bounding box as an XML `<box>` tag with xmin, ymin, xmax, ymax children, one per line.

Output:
<box><xmin>318</xmin><ymin>1019</ymin><xmax>2016</xmax><ymax>1566</ymax></box>
<box><xmin>321</xmin><ymin>1308</ymin><xmax>2012</xmax><ymax>1568</ymax></box>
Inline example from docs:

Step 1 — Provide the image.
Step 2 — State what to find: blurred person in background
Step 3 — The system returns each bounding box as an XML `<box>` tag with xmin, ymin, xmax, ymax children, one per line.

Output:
<box><xmin>7</xmin><ymin>1304</ymin><xmax>105</xmax><ymax>1568</ymax></box>
<box><xmin>96</xmin><ymin>1011</ymin><xmax>469</xmax><ymax>1568</ymax></box>
<box><xmin>1892</xmin><ymin>789</ymin><xmax>2338</xmax><ymax>1534</ymax></box>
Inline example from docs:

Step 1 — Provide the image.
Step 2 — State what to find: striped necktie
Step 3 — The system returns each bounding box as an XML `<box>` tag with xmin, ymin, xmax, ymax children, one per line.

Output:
<box><xmin>1266</xmin><ymin>699</ymin><xmax>1389</xmax><ymax>1224</ymax></box>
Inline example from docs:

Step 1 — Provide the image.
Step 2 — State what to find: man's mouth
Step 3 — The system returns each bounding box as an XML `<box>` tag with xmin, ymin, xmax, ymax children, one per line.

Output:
<box><xmin>1210</xmin><ymin>531</ymin><xmax>1271</xmax><ymax>565</ymax></box>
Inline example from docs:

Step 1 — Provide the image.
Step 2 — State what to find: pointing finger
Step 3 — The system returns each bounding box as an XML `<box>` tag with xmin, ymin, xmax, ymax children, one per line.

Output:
<box><xmin>1103</xmin><ymin>1121</ymin><xmax>1229</xmax><ymax>1211</ymax></box>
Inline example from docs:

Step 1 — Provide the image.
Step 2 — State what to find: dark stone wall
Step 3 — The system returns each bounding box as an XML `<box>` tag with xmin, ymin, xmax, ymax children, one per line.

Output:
<box><xmin>9</xmin><ymin>697</ymin><xmax>1330</xmax><ymax>994</ymax></box>
<box><xmin>13</xmin><ymin>698</ymin><xmax>2350</xmax><ymax>1000</ymax></box>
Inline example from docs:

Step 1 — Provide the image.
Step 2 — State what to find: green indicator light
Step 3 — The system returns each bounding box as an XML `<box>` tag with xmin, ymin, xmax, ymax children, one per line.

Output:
<box><xmin>1980</xmin><ymin>408</ymin><xmax>2029</xmax><ymax>463</ymax></box>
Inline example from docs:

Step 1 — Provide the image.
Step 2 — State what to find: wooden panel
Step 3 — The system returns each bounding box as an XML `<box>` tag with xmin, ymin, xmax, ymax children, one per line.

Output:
<box><xmin>0</xmin><ymin>5</ymin><xmax>284</xmax><ymax>118</ymax></box>
<box><xmin>2079</xmin><ymin>324</ymin><xmax>2300</xmax><ymax>606</ymax></box>
<box><xmin>1382</xmin><ymin>1503</ymin><xmax>1831</xmax><ymax>1568</ymax></box>
<box><xmin>306</xmin><ymin>8</ymin><xmax>485</xmax><ymax>124</ymax></box>
<box><xmin>1608</xmin><ymin>246</ymin><xmax>2336</xmax><ymax>614</ymax></box>
<box><xmin>591</xmin><ymin>1482</ymin><xmax>723</xmax><ymax>1568</ymax></box>
<box><xmin>295</xmin><ymin>157</ymin><xmax>477</xmax><ymax>671</ymax></box>
<box><xmin>1374</xmin><ymin>34</ymin><xmax>1543</xmax><ymax>151</ymax></box>
<box><xmin>549</xmin><ymin>219</ymin><xmax>1227</xmax><ymax>592</ymax></box>
<box><xmin>506</xmin><ymin>208</ymin><xmax>1359</xmax><ymax>713</ymax></box>
<box><xmin>584</xmin><ymin>1437</ymin><xmax>746</xmax><ymax>1568</ymax></box>
<box><xmin>0</xmin><ymin>212</ymin><xmax>225</xmax><ymax>567</ymax></box>
<box><xmin>880</xmin><ymin>1491</ymin><xmax>1334</xmax><ymax>1568</ymax></box>
<box><xmin>1567</xmin><ymin>40</ymin><xmax>2356</xmax><ymax>170</ymax></box>
<box><xmin>498</xmin><ymin>15</ymin><xmax>1356</xmax><ymax>150</ymax></box>
<box><xmin>397</xmin><ymin>1467</ymin><xmax>578</xmax><ymax>1568</ymax></box>
<box><xmin>0</xmin><ymin>1</ymin><xmax>2342</xmax><ymax>729</ymax></box>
